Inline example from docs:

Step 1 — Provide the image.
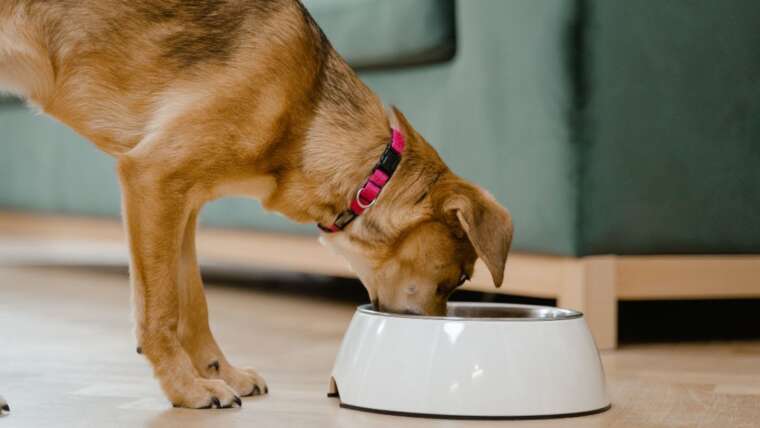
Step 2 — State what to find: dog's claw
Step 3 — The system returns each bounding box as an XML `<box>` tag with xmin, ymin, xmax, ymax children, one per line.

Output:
<box><xmin>233</xmin><ymin>396</ymin><xmax>242</xmax><ymax>407</ymax></box>
<box><xmin>264</xmin><ymin>386</ymin><xmax>269</xmax><ymax>394</ymax></box>
<box><xmin>1</xmin><ymin>404</ymin><xmax>9</xmax><ymax>413</ymax></box>
<box><xmin>211</xmin><ymin>397</ymin><xmax>221</xmax><ymax>409</ymax></box>
<box><xmin>246</xmin><ymin>385</ymin><xmax>261</xmax><ymax>396</ymax></box>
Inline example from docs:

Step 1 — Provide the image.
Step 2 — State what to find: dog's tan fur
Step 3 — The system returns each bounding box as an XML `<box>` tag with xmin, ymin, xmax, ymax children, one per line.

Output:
<box><xmin>0</xmin><ymin>0</ymin><xmax>513</xmax><ymax>408</ymax></box>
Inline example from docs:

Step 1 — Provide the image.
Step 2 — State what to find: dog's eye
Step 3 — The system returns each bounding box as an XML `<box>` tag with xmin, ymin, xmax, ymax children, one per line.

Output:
<box><xmin>457</xmin><ymin>272</ymin><xmax>470</xmax><ymax>286</ymax></box>
<box><xmin>438</xmin><ymin>273</ymin><xmax>470</xmax><ymax>296</ymax></box>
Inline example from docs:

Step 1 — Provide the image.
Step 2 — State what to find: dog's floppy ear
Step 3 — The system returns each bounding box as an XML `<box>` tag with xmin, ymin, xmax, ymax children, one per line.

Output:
<box><xmin>442</xmin><ymin>185</ymin><xmax>513</xmax><ymax>287</ymax></box>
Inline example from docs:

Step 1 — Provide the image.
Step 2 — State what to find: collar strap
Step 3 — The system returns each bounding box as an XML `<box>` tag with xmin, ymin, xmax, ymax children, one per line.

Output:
<box><xmin>318</xmin><ymin>128</ymin><xmax>406</xmax><ymax>233</ymax></box>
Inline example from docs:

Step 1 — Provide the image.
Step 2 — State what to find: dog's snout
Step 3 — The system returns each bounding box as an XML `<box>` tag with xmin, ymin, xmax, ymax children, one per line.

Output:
<box><xmin>377</xmin><ymin>305</ymin><xmax>423</xmax><ymax>316</ymax></box>
<box><xmin>375</xmin><ymin>300</ymin><xmax>420</xmax><ymax>316</ymax></box>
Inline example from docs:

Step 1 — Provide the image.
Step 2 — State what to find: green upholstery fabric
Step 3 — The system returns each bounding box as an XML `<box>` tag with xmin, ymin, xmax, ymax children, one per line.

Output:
<box><xmin>10</xmin><ymin>1</ymin><xmax>756</xmax><ymax>256</ymax></box>
<box><xmin>360</xmin><ymin>1</ymin><xmax>578</xmax><ymax>255</ymax></box>
<box><xmin>581</xmin><ymin>0</ymin><xmax>760</xmax><ymax>254</ymax></box>
<box><xmin>0</xmin><ymin>103</ymin><xmax>119</xmax><ymax>217</ymax></box>
<box><xmin>301</xmin><ymin>0</ymin><xmax>455</xmax><ymax>68</ymax></box>
<box><xmin>0</xmin><ymin>1</ymin><xmax>578</xmax><ymax>254</ymax></box>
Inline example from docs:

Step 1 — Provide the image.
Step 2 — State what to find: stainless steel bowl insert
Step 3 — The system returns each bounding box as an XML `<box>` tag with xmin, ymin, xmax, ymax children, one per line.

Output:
<box><xmin>357</xmin><ymin>302</ymin><xmax>582</xmax><ymax>321</ymax></box>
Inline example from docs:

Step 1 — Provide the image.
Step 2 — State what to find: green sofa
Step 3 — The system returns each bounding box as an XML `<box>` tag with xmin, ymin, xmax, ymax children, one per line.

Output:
<box><xmin>1</xmin><ymin>0</ymin><xmax>759</xmax><ymax>257</ymax></box>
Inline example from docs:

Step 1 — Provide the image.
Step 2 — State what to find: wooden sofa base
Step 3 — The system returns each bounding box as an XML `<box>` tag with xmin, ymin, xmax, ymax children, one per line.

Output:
<box><xmin>1</xmin><ymin>212</ymin><xmax>758</xmax><ymax>350</ymax></box>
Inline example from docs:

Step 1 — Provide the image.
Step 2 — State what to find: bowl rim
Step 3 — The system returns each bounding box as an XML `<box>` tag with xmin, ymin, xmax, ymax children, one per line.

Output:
<box><xmin>357</xmin><ymin>302</ymin><xmax>583</xmax><ymax>322</ymax></box>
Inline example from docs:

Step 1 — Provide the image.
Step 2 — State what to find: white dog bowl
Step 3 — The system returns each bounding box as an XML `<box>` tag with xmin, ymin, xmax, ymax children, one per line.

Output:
<box><xmin>328</xmin><ymin>303</ymin><xmax>610</xmax><ymax>419</ymax></box>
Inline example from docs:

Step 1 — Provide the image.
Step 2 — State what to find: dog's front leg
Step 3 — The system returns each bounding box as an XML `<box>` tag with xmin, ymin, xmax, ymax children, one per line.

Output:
<box><xmin>177</xmin><ymin>211</ymin><xmax>268</xmax><ymax>397</ymax></box>
<box><xmin>118</xmin><ymin>156</ymin><xmax>240</xmax><ymax>409</ymax></box>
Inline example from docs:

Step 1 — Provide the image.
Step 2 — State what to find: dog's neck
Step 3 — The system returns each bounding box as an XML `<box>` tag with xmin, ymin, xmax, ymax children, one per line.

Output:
<box><xmin>258</xmin><ymin>74</ymin><xmax>389</xmax><ymax>228</ymax></box>
<box><xmin>259</xmin><ymin>50</ymin><xmax>440</xmax><ymax>245</ymax></box>
<box><xmin>303</xmin><ymin>104</ymin><xmax>434</xmax><ymax>247</ymax></box>
<box><xmin>306</xmin><ymin>99</ymin><xmax>398</xmax><ymax>236</ymax></box>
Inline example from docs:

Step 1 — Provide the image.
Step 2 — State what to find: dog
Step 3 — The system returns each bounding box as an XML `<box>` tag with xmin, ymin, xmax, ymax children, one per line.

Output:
<box><xmin>0</xmin><ymin>0</ymin><xmax>513</xmax><ymax>409</ymax></box>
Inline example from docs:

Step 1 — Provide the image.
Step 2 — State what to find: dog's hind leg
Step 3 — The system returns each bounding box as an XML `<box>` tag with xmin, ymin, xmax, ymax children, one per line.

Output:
<box><xmin>118</xmin><ymin>148</ymin><xmax>241</xmax><ymax>409</ymax></box>
<box><xmin>176</xmin><ymin>210</ymin><xmax>268</xmax><ymax>397</ymax></box>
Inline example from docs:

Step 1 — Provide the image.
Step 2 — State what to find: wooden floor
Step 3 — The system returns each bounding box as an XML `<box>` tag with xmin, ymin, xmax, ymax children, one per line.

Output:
<box><xmin>1</xmin><ymin>267</ymin><xmax>759</xmax><ymax>427</ymax></box>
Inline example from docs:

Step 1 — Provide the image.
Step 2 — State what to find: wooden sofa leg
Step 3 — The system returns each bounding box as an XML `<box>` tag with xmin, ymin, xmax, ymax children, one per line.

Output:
<box><xmin>558</xmin><ymin>256</ymin><xmax>618</xmax><ymax>350</ymax></box>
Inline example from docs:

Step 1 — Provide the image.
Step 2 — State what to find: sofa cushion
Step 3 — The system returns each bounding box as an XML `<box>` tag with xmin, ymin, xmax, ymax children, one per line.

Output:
<box><xmin>582</xmin><ymin>0</ymin><xmax>760</xmax><ymax>254</ymax></box>
<box><xmin>302</xmin><ymin>0</ymin><xmax>455</xmax><ymax>68</ymax></box>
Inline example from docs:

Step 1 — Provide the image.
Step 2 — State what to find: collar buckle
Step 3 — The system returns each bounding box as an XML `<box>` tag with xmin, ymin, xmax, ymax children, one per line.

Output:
<box><xmin>355</xmin><ymin>187</ymin><xmax>378</xmax><ymax>209</ymax></box>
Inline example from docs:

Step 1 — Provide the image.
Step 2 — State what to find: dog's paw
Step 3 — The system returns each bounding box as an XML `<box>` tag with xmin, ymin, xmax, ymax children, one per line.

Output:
<box><xmin>169</xmin><ymin>378</ymin><xmax>242</xmax><ymax>409</ymax></box>
<box><xmin>232</xmin><ymin>367</ymin><xmax>269</xmax><ymax>397</ymax></box>
<box><xmin>205</xmin><ymin>362</ymin><xmax>268</xmax><ymax>397</ymax></box>
<box><xmin>0</xmin><ymin>394</ymin><xmax>9</xmax><ymax>415</ymax></box>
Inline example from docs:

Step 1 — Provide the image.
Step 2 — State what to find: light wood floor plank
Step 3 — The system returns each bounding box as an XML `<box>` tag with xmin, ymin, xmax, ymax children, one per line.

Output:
<box><xmin>1</xmin><ymin>266</ymin><xmax>759</xmax><ymax>427</ymax></box>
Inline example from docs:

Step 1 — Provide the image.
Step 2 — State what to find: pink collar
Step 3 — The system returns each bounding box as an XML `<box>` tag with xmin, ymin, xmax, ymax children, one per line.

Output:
<box><xmin>318</xmin><ymin>128</ymin><xmax>406</xmax><ymax>233</ymax></box>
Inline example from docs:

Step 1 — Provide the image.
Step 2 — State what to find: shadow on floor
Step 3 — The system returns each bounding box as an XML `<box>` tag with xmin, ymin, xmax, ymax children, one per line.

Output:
<box><xmin>618</xmin><ymin>299</ymin><xmax>760</xmax><ymax>343</ymax></box>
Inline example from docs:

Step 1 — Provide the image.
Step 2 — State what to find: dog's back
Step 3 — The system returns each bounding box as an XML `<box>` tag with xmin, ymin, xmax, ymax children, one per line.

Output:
<box><xmin>0</xmin><ymin>0</ymin><xmax>366</xmax><ymax>156</ymax></box>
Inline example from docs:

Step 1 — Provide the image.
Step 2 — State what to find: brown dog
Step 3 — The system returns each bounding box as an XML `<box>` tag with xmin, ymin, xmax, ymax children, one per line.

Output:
<box><xmin>0</xmin><ymin>0</ymin><xmax>513</xmax><ymax>409</ymax></box>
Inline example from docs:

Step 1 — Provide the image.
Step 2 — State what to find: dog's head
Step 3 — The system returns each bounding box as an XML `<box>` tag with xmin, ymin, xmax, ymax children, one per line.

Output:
<box><xmin>322</xmin><ymin>109</ymin><xmax>513</xmax><ymax>316</ymax></box>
